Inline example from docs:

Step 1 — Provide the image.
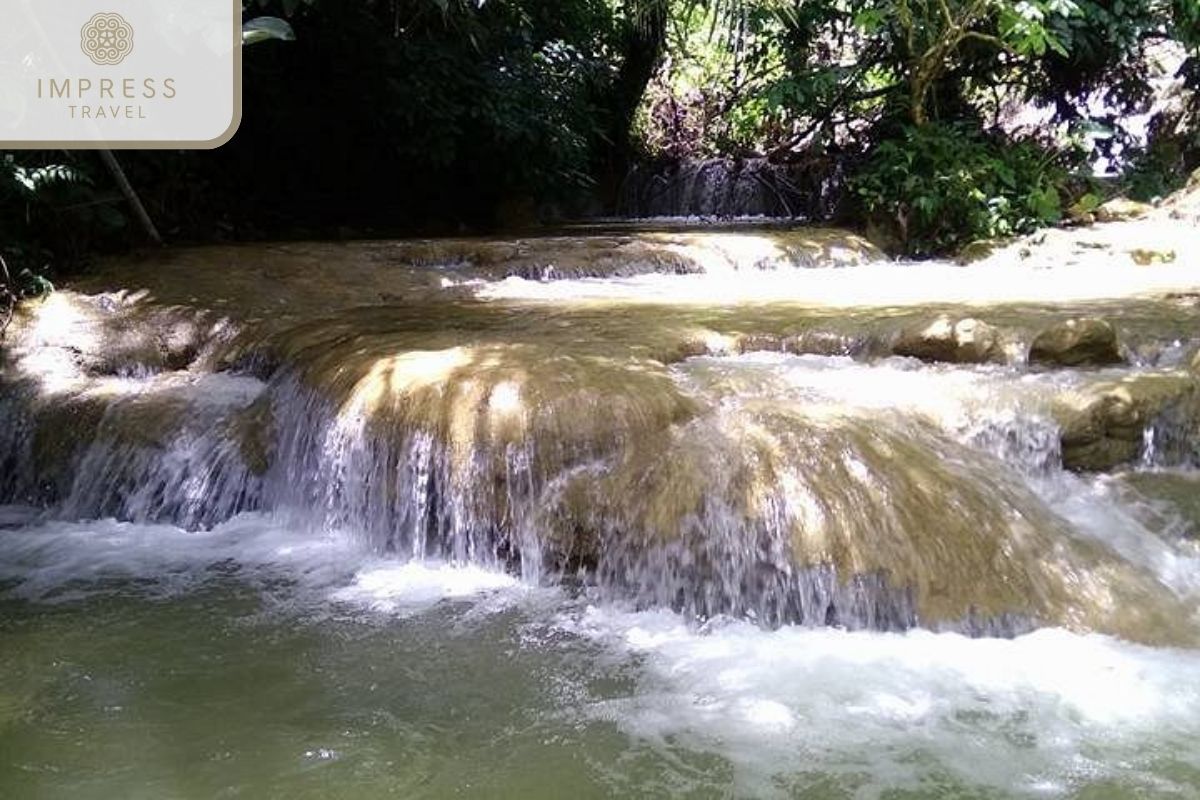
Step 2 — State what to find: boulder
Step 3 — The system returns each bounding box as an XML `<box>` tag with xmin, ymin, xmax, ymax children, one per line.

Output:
<box><xmin>1054</xmin><ymin>374</ymin><xmax>1199</xmax><ymax>471</ymax></box>
<box><xmin>1029</xmin><ymin>318</ymin><xmax>1123</xmax><ymax>367</ymax></box>
<box><xmin>893</xmin><ymin>316</ymin><xmax>1004</xmax><ymax>364</ymax></box>
<box><xmin>1094</xmin><ymin>198</ymin><xmax>1153</xmax><ymax>223</ymax></box>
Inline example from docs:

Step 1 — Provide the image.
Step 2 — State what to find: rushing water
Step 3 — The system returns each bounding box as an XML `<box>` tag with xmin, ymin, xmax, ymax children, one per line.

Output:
<box><xmin>2</xmin><ymin>227</ymin><xmax>1200</xmax><ymax>797</ymax></box>
<box><xmin>3</xmin><ymin>514</ymin><xmax>1200</xmax><ymax>798</ymax></box>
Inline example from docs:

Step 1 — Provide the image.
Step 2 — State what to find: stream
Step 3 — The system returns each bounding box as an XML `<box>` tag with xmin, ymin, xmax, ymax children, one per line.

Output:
<box><xmin>1</xmin><ymin>226</ymin><xmax>1199</xmax><ymax>798</ymax></box>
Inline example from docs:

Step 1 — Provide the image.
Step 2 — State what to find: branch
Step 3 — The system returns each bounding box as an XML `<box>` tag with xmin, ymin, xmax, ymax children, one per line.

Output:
<box><xmin>958</xmin><ymin>30</ymin><xmax>1012</xmax><ymax>52</ymax></box>
<box><xmin>98</xmin><ymin>149</ymin><xmax>162</xmax><ymax>246</ymax></box>
<box><xmin>767</xmin><ymin>82</ymin><xmax>896</xmax><ymax>159</ymax></box>
<box><xmin>936</xmin><ymin>0</ymin><xmax>955</xmax><ymax>27</ymax></box>
<box><xmin>0</xmin><ymin>253</ymin><xmax>14</xmax><ymax>341</ymax></box>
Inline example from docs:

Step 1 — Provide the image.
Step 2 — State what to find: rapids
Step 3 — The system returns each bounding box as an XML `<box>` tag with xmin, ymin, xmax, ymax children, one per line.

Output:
<box><xmin>2</xmin><ymin>218</ymin><xmax>1200</xmax><ymax>796</ymax></box>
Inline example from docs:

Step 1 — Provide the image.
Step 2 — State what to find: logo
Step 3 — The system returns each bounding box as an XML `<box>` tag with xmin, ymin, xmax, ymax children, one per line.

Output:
<box><xmin>4</xmin><ymin>0</ymin><xmax>240</xmax><ymax>148</ymax></box>
<box><xmin>80</xmin><ymin>12</ymin><xmax>134</xmax><ymax>66</ymax></box>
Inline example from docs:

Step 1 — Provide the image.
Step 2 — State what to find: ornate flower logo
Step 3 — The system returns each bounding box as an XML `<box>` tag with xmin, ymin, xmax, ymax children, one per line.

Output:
<box><xmin>80</xmin><ymin>12</ymin><xmax>134</xmax><ymax>66</ymax></box>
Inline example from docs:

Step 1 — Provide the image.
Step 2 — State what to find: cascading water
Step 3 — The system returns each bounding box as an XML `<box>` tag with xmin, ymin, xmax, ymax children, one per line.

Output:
<box><xmin>618</xmin><ymin>157</ymin><xmax>844</xmax><ymax>219</ymax></box>
<box><xmin>3</xmin><ymin>224</ymin><xmax>1200</xmax><ymax>797</ymax></box>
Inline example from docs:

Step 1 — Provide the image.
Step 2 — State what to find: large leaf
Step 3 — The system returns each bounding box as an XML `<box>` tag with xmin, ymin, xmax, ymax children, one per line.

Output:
<box><xmin>242</xmin><ymin>16</ymin><xmax>296</xmax><ymax>46</ymax></box>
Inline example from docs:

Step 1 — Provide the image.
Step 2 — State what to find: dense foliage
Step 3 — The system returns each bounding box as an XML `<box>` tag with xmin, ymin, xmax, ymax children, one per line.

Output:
<box><xmin>635</xmin><ymin>0</ymin><xmax>1198</xmax><ymax>250</ymax></box>
<box><xmin>851</xmin><ymin>122</ymin><xmax>1076</xmax><ymax>254</ymax></box>
<box><xmin>1</xmin><ymin>152</ymin><xmax>117</xmax><ymax>292</ymax></box>
<box><xmin>3</xmin><ymin>0</ymin><xmax>630</xmax><ymax>281</ymax></box>
<box><xmin>1</xmin><ymin>0</ymin><xmax>1198</xmax><ymax>278</ymax></box>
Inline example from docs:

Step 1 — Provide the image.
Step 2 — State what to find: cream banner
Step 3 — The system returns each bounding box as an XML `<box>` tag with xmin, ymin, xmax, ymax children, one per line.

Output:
<box><xmin>0</xmin><ymin>0</ymin><xmax>240</xmax><ymax>147</ymax></box>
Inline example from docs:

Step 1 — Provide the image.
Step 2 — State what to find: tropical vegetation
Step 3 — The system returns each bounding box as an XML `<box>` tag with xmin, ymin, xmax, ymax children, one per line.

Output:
<box><xmin>1</xmin><ymin>0</ymin><xmax>1197</xmax><ymax>295</ymax></box>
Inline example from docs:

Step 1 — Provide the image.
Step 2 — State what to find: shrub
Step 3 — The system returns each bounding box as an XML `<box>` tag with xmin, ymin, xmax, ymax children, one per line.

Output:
<box><xmin>1</xmin><ymin>152</ymin><xmax>126</xmax><ymax>281</ymax></box>
<box><xmin>850</xmin><ymin>122</ymin><xmax>1076</xmax><ymax>256</ymax></box>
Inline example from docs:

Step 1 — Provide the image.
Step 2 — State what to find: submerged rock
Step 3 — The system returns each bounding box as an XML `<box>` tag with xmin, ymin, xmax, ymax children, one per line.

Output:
<box><xmin>1029</xmin><ymin>318</ymin><xmax>1123</xmax><ymax>367</ymax></box>
<box><xmin>537</xmin><ymin>402</ymin><xmax>1195</xmax><ymax>641</ymax></box>
<box><xmin>1129</xmin><ymin>248</ymin><xmax>1177</xmax><ymax>266</ymax></box>
<box><xmin>1114</xmin><ymin>472</ymin><xmax>1200</xmax><ymax>539</ymax></box>
<box><xmin>892</xmin><ymin>316</ymin><xmax>1004</xmax><ymax>364</ymax></box>
<box><xmin>1055</xmin><ymin>373</ymin><xmax>1200</xmax><ymax>471</ymax></box>
<box><xmin>955</xmin><ymin>239</ymin><xmax>1002</xmax><ymax>265</ymax></box>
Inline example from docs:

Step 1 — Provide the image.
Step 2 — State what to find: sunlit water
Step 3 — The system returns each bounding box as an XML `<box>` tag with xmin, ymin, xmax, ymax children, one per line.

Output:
<box><xmin>472</xmin><ymin>258</ymin><xmax>1200</xmax><ymax>307</ymax></box>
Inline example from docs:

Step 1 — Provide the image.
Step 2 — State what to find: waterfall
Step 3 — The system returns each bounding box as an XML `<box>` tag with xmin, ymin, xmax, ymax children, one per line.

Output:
<box><xmin>3</xmin><ymin>233</ymin><xmax>1199</xmax><ymax>645</ymax></box>
<box><xmin>618</xmin><ymin>157</ymin><xmax>845</xmax><ymax>219</ymax></box>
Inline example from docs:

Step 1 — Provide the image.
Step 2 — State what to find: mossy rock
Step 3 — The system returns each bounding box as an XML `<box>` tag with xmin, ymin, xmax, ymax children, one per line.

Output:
<box><xmin>864</xmin><ymin>216</ymin><xmax>904</xmax><ymax>256</ymax></box>
<box><xmin>1095</xmin><ymin>198</ymin><xmax>1153</xmax><ymax>223</ymax></box>
<box><xmin>29</xmin><ymin>395</ymin><xmax>108</xmax><ymax>500</ymax></box>
<box><xmin>1055</xmin><ymin>373</ymin><xmax>1199</xmax><ymax>471</ymax></box>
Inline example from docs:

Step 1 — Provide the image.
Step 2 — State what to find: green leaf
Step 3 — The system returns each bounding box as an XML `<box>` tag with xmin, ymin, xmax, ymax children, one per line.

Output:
<box><xmin>242</xmin><ymin>17</ymin><xmax>295</xmax><ymax>46</ymax></box>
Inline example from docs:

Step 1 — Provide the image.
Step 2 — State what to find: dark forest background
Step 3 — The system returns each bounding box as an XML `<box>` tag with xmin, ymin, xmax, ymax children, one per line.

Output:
<box><xmin>2</xmin><ymin>0</ymin><xmax>1198</xmax><ymax>289</ymax></box>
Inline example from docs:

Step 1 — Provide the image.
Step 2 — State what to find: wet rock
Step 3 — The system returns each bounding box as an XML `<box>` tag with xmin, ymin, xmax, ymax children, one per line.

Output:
<box><xmin>955</xmin><ymin>239</ymin><xmax>1001</xmax><ymax>265</ymax></box>
<box><xmin>27</xmin><ymin>394</ymin><xmax>108</xmax><ymax>502</ymax></box>
<box><xmin>736</xmin><ymin>333</ymin><xmax>787</xmax><ymax>354</ymax></box>
<box><xmin>784</xmin><ymin>330</ymin><xmax>869</xmax><ymax>358</ymax></box>
<box><xmin>729</xmin><ymin>330</ymin><xmax>872</xmax><ymax>359</ymax></box>
<box><xmin>893</xmin><ymin>316</ymin><xmax>1004</xmax><ymax>364</ymax></box>
<box><xmin>1114</xmin><ymin>472</ymin><xmax>1200</xmax><ymax>539</ymax></box>
<box><xmin>671</xmin><ymin>336</ymin><xmax>718</xmax><ymax>361</ymax></box>
<box><xmin>231</xmin><ymin>399</ymin><xmax>273</xmax><ymax>476</ymax></box>
<box><xmin>1055</xmin><ymin>373</ymin><xmax>1199</xmax><ymax>471</ymax></box>
<box><xmin>17</xmin><ymin>292</ymin><xmax>210</xmax><ymax>380</ymax></box>
<box><xmin>1129</xmin><ymin>248</ymin><xmax>1177</xmax><ymax>266</ymax></box>
<box><xmin>1095</xmin><ymin>198</ymin><xmax>1153</xmax><ymax>223</ymax></box>
<box><xmin>1029</xmin><ymin>318</ymin><xmax>1123</xmax><ymax>367</ymax></box>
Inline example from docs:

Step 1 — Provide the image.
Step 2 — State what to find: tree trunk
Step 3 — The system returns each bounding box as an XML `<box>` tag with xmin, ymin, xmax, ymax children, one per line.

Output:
<box><xmin>596</xmin><ymin>1</ymin><xmax>669</xmax><ymax>209</ymax></box>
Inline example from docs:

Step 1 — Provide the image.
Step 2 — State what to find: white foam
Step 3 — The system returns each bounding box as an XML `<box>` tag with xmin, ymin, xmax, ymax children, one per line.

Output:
<box><xmin>3</xmin><ymin>511</ymin><xmax>1199</xmax><ymax>795</ymax></box>
<box><xmin>681</xmin><ymin>351</ymin><xmax>1087</xmax><ymax>425</ymax></box>
<box><xmin>0</xmin><ymin>513</ymin><xmax>526</xmax><ymax>617</ymax></box>
<box><xmin>556</xmin><ymin>604</ymin><xmax>1200</xmax><ymax>795</ymax></box>
<box><xmin>330</xmin><ymin>561</ymin><xmax>522</xmax><ymax>614</ymax></box>
<box><xmin>0</xmin><ymin>513</ymin><xmax>356</xmax><ymax>602</ymax></box>
<box><xmin>474</xmin><ymin>258</ymin><xmax>1200</xmax><ymax>307</ymax></box>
